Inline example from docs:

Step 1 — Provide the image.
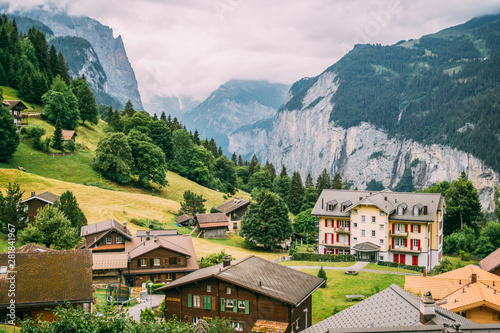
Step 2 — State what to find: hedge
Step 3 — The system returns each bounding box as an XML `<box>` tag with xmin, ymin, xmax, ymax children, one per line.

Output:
<box><xmin>292</xmin><ymin>253</ymin><xmax>356</xmax><ymax>262</ymax></box>
<box><xmin>377</xmin><ymin>261</ymin><xmax>425</xmax><ymax>273</ymax></box>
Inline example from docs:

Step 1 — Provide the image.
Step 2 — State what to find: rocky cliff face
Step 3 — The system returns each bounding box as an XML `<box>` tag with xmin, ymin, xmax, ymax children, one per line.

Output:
<box><xmin>259</xmin><ymin>70</ymin><xmax>499</xmax><ymax>210</ymax></box>
<box><xmin>22</xmin><ymin>10</ymin><xmax>143</xmax><ymax>109</ymax></box>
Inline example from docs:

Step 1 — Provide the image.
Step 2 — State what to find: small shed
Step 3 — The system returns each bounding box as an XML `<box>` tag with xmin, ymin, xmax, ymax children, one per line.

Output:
<box><xmin>195</xmin><ymin>213</ymin><xmax>229</xmax><ymax>239</ymax></box>
<box><xmin>175</xmin><ymin>214</ymin><xmax>194</xmax><ymax>226</ymax></box>
<box><xmin>62</xmin><ymin>130</ymin><xmax>76</xmax><ymax>142</ymax></box>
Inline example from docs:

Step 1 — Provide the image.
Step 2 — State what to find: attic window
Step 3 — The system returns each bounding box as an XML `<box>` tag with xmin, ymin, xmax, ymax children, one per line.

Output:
<box><xmin>413</xmin><ymin>207</ymin><xmax>420</xmax><ymax>217</ymax></box>
<box><xmin>328</xmin><ymin>204</ymin><xmax>334</xmax><ymax>211</ymax></box>
<box><xmin>0</xmin><ymin>266</ymin><xmax>7</xmax><ymax>274</ymax></box>
<box><xmin>397</xmin><ymin>206</ymin><xmax>404</xmax><ymax>216</ymax></box>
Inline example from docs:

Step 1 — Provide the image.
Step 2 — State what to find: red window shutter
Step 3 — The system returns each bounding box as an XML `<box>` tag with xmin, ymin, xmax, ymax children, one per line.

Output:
<box><xmin>418</xmin><ymin>239</ymin><xmax>421</xmax><ymax>250</ymax></box>
<box><xmin>392</xmin><ymin>238</ymin><xmax>395</xmax><ymax>249</ymax></box>
<box><xmin>410</xmin><ymin>239</ymin><xmax>413</xmax><ymax>250</ymax></box>
<box><xmin>335</xmin><ymin>249</ymin><xmax>338</xmax><ymax>255</ymax></box>
<box><xmin>404</xmin><ymin>239</ymin><xmax>407</xmax><ymax>247</ymax></box>
<box><xmin>410</xmin><ymin>225</ymin><xmax>413</xmax><ymax>233</ymax></box>
<box><xmin>336</xmin><ymin>220</ymin><xmax>339</xmax><ymax>228</ymax></box>
<box><xmin>393</xmin><ymin>254</ymin><xmax>398</xmax><ymax>263</ymax></box>
<box><xmin>405</xmin><ymin>224</ymin><xmax>408</xmax><ymax>232</ymax></box>
<box><xmin>324</xmin><ymin>248</ymin><xmax>327</xmax><ymax>254</ymax></box>
<box><xmin>400</xmin><ymin>255</ymin><xmax>405</xmax><ymax>265</ymax></box>
<box><xmin>392</xmin><ymin>224</ymin><xmax>395</xmax><ymax>233</ymax></box>
<box><xmin>348</xmin><ymin>237</ymin><xmax>351</xmax><ymax>245</ymax></box>
<box><xmin>336</xmin><ymin>234</ymin><xmax>339</xmax><ymax>242</ymax></box>
<box><xmin>348</xmin><ymin>221</ymin><xmax>350</xmax><ymax>229</ymax></box>
<box><xmin>325</xmin><ymin>233</ymin><xmax>327</xmax><ymax>244</ymax></box>
<box><xmin>418</xmin><ymin>225</ymin><xmax>421</xmax><ymax>233</ymax></box>
<box><xmin>412</xmin><ymin>255</ymin><xmax>418</xmax><ymax>266</ymax></box>
<box><xmin>325</xmin><ymin>220</ymin><xmax>327</xmax><ymax>227</ymax></box>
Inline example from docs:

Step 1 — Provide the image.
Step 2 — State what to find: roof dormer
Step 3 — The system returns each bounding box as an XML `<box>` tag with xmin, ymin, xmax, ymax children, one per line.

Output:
<box><xmin>412</xmin><ymin>203</ymin><xmax>423</xmax><ymax>217</ymax></box>
<box><xmin>397</xmin><ymin>203</ymin><xmax>408</xmax><ymax>216</ymax></box>
<box><xmin>340</xmin><ymin>200</ymin><xmax>352</xmax><ymax>212</ymax></box>
<box><xmin>326</xmin><ymin>200</ymin><xmax>337</xmax><ymax>212</ymax></box>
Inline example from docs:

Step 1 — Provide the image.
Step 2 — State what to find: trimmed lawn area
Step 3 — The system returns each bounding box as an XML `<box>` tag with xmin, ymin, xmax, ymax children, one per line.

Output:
<box><xmin>303</xmin><ymin>269</ymin><xmax>405</xmax><ymax>324</ymax></box>
<box><xmin>364</xmin><ymin>263</ymin><xmax>423</xmax><ymax>275</ymax></box>
<box><xmin>279</xmin><ymin>261</ymin><xmax>353</xmax><ymax>267</ymax></box>
<box><xmin>444</xmin><ymin>255</ymin><xmax>479</xmax><ymax>266</ymax></box>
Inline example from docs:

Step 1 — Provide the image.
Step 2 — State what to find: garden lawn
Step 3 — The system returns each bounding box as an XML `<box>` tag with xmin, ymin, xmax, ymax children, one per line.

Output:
<box><xmin>364</xmin><ymin>263</ymin><xmax>423</xmax><ymax>275</ymax></box>
<box><xmin>302</xmin><ymin>269</ymin><xmax>405</xmax><ymax>324</ymax></box>
<box><xmin>279</xmin><ymin>261</ymin><xmax>353</xmax><ymax>267</ymax></box>
<box><xmin>444</xmin><ymin>255</ymin><xmax>479</xmax><ymax>266</ymax></box>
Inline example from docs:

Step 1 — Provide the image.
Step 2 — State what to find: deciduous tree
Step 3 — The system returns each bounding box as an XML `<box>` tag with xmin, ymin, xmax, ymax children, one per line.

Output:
<box><xmin>93</xmin><ymin>132</ymin><xmax>133</xmax><ymax>184</ymax></box>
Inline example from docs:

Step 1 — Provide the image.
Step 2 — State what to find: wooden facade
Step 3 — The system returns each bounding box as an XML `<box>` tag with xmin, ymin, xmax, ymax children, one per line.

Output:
<box><xmin>85</xmin><ymin>230</ymin><xmax>127</xmax><ymax>252</ymax></box>
<box><xmin>164</xmin><ymin>278</ymin><xmax>313</xmax><ymax>333</ymax></box>
<box><xmin>201</xmin><ymin>227</ymin><xmax>228</xmax><ymax>239</ymax></box>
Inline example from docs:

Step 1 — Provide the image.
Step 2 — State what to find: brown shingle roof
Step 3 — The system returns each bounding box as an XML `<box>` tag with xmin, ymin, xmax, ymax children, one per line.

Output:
<box><xmin>135</xmin><ymin>230</ymin><xmax>178</xmax><ymax>237</ymax></box>
<box><xmin>479</xmin><ymin>247</ymin><xmax>500</xmax><ymax>273</ymax></box>
<box><xmin>80</xmin><ymin>219</ymin><xmax>132</xmax><ymax>239</ymax></box>
<box><xmin>157</xmin><ymin>256</ymin><xmax>325</xmax><ymax>306</ymax></box>
<box><xmin>196</xmin><ymin>213</ymin><xmax>229</xmax><ymax>228</ymax></box>
<box><xmin>175</xmin><ymin>214</ymin><xmax>194</xmax><ymax>224</ymax></box>
<box><xmin>127</xmin><ymin>235</ymin><xmax>193</xmax><ymax>259</ymax></box>
<box><xmin>2</xmin><ymin>100</ymin><xmax>27</xmax><ymax>110</ymax></box>
<box><xmin>16</xmin><ymin>243</ymin><xmax>54</xmax><ymax>253</ymax></box>
<box><xmin>214</xmin><ymin>197</ymin><xmax>250</xmax><ymax>214</ymax></box>
<box><xmin>92</xmin><ymin>252</ymin><xmax>128</xmax><ymax>270</ymax></box>
<box><xmin>21</xmin><ymin>191</ymin><xmax>60</xmax><ymax>205</ymax></box>
<box><xmin>62</xmin><ymin>130</ymin><xmax>76</xmax><ymax>141</ymax></box>
<box><xmin>0</xmin><ymin>249</ymin><xmax>93</xmax><ymax>307</ymax></box>
<box><xmin>252</xmin><ymin>320</ymin><xmax>288</xmax><ymax>333</ymax></box>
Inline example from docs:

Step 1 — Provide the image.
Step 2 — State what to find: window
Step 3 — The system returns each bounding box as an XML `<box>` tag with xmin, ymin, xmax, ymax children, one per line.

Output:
<box><xmin>154</xmin><ymin>274</ymin><xmax>160</xmax><ymax>281</ymax></box>
<box><xmin>154</xmin><ymin>258</ymin><xmax>160</xmax><ymax>266</ymax></box>
<box><xmin>326</xmin><ymin>219</ymin><xmax>333</xmax><ymax>228</ymax></box>
<box><xmin>140</xmin><ymin>258</ymin><xmax>147</xmax><ymax>266</ymax></box>
<box><xmin>371</xmin><ymin>216</ymin><xmax>376</xmax><ymax>223</ymax></box>
<box><xmin>353</xmin><ymin>222</ymin><xmax>358</xmax><ymax>228</ymax></box>
<box><xmin>106</xmin><ymin>236</ymin><xmax>112</xmax><ymax>244</ymax></box>
<box><xmin>395</xmin><ymin>223</ymin><xmax>405</xmax><ymax>233</ymax></box>
<box><xmin>207</xmin><ymin>285</ymin><xmax>212</xmax><ymax>292</ymax></box>
<box><xmin>413</xmin><ymin>239</ymin><xmax>419</xmax><ymax>250</ymax></box>
<box><xmin>233</xmin><ymin>222</ymin><xmax>238</xmax><ymax>229</ymax></box>
<box><xmin>412</xmin><ymin>224</ymin><xmax>419</xmax><ymax>233</ymax></box>
<box><xmin>231</xmin><ymin>322</ymin><xmax>244</xmax><ymax>331</ymax></box>
<box><xmin>238</xmin><ymin>300</ymin><xmax>246</xmax><ymax>309</ymax></box>
<box><xmin>361</xmin><ymin>216</ymin><xmax>366</xmax><ymax>223</ymax></box>
<box><xmin>169</xmin><ymin>257</ymin><xmax>178</xmax><ymax>265</ymax></box>
<box><xmin>379</xmin><ymin>239</ymin><xmax>384</xmax><ymax>245</ymax></box>
<box><xmin>226</xmin><ymin>299</ymin><xmax>234</xmax><ymax>308</ymax></box>
<box><xmin>361</xmin><ymin>230</ymin><xmax>366</xmax><ymax>237</ymax></box>
<box><xmin>353</xmin><ymin>209</ymin><xmax>358</xmax><ymax>215</ymax></box>
<box><xmin>296</xmin><ymin>318</ymin><xmax>300</xmax><ymax>329</ymax></box>
<box><xmin>353</xmin><ymin>237</ymin><xmax>358</xmax><ymax>243</ymax></box>
<box><xmin>371</xmin><ymin>230</ymin><xmax>376</xmax><ymax>237</ymax></box>
<box><xmin>395</xmin><ymin>238</ymin><xmax>405</xmax><ymax>247</ymax></box>
<box><xmin>193</xmin><ymin>295</ymin><xmax>201</xmax><ymax>308</ymax></box>
<box><xmin>380</xmin><ymin>210</ymin><xmax>385</xmax><ymax>216</ymax></box>
<box><xmin>226</xmin><ymin>287</ymin><xmax>231</xmax><ymax>294</ymax></box>
<box><xmin>326</xmin><ymin>249</ymin><xmax>332</xmax><ymax>254</ymax></box>
<box><xmin>193</xmin><ymin>317</ymin><xmax>200</xmax><ymax>325</ymax></box>
<box><xmin>339</xmin><ymin>220</ymin><xmax>349</xmax><ymax>229</ymax></box>
<box><xmin>339</xmin><ymin>234</ymin><xmax>349</xmax><ymax>244</ymax></box>
<box><xmin>166</xmin><ymin>273</ymin><xmax>173</xmax><ymax>280</ymax></box>
<box><xmin>413</xmin><ymin>207</ymin><xmax>420</xmax><ymax>216</ymax></box>
<box><xmin>397</xmin><ymin>206</ymin><xmax>404</xmax><ymax>215</ymax></box>
<box><xmin>203</xmin><ymin>296</ymin><xmax>212</xmax><ymax>310</ymax></box>
<box><xmin>116</xmin><ymin>236</ymin><xmax>122</xmax><ymax>244</ymax></box>
<box><xmin>380</xmin><ymin>224</ymin><xmax>384</xmax><ymax>230</ymax></box>
<box><xmin>380</xmin><ymin>256</ymin><xmax>384</xmax><ymax>261</ymax></box>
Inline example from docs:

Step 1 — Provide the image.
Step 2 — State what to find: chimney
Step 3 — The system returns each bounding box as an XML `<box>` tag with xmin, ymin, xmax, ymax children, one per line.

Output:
<box><xmin>146</xmin><ymin>230</ymin><xmax>151</xmax><ymax>241</ymax></box>
<box><xmin>322</xmin><ymin>198</ymin><xmax>324</xmax><ymax>209</ymax></box>
<box><xmin>423</xmin><ymin>206</ymin><xmax>428</xmax><ymax>215</ymax></box>
<box><xmin>384</xmin><ymin>196</ymin><xmax>387</xmax><ymax>201</ymax></box>
<box><xmin>31</xmin><ymin>191</ymin><xmax>35</xmax><ymax>197</ymax></box>
<box><xmin>420</xmin><ymin>291</ymin><xmax>436</xmax><ymax>324</ymax></box>
<box><xmin>154</xmin><ymin>235</ymin><xmax>159</xmax><ymax>242</ymax></box>
<box><xmin>223</xmin><ymin>256</ymin><xmax>231</xmax><ymax>268</ymax></box>
<box><xmin>123</xmin><ymin>220</ymin><xmax>127</xmax><ymax>230</ymax></box>
<box><xmin>471</xmin><ymin>273</ymin><xmax>477</xmax><ymax>284</ymax></box>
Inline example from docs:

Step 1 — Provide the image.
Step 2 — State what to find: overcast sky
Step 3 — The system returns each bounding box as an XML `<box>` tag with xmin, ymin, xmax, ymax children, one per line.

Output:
<box><xmin>5</xmin><ymin>0</ymin><xmax>500</xmax><ymax>102</ymax></box>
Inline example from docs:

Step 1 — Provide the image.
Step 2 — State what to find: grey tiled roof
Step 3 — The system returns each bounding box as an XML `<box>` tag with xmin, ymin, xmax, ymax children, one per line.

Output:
<box><xmin>157</xmin><ymin>256</ymin><xmax>325</xmax><ymax>305</ymax></box>
<box><xmin>311</xmin><ymin>190</ymin><xmax>444</xmax><ymax>223</ymax></box>
<box><xmin>21</xmin><ymin>191</ymin><xmax>60</xmax><ymax>204</ymax></box>
<box><xmin>214</xmin><ymin>197</ymin><xmax>250</xmax><ymax>214</ymax></box>
<box><xmin>302</xmin><ymin>284</ymin><xmax>476</xmax><ymax>333</ymax></box>
<box><xmin>135</xmin><ymin>229</ymin><xmax>178</xmax><ymax>237</ymax></box>
<box><xmin>353</xmin><ymin>241</ymin><xmax>380</xmax><ymax>251</ymax></box>
<box><xmin>80</xmin><ymin>219</ymin><xmax>133</xmax><ymax>238</ymax></box>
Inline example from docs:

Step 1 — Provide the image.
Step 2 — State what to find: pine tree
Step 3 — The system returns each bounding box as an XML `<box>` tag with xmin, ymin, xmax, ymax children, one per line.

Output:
<box><xmin>123</xmin><ymin>100</ymin><xmax>135</xmax><ymax>117</ymax></box>
<box><xmin>279</xmin><ymin>165</ymin><xmax>288</xmax><ymax>178</ymax></box>
<box><xmin>51</xmin><ymin>115</ymin><xmax>63</xmax><ymax>151</ymax></box>
<box><xmin>332</xmin><ymin>172</ymin><xmax>343</xmax><ymax>189</ymax></box>
<box><xmin>305</xmin><ymin>173</ymin><xmax>314</xmax><ymax>188</ymax></box>
<box><xmin>217</xmin><ymin>146</ymin><xmax>223</xmax><ymax>158</ymax></box>
<box><xmin>316</xmin><ymin>168</ymin><xmax>331</xmax><ymax>192</ymax></box>
<box><xmin>193</xmin><ymin>129</ymin><xmax>201</xmax><ymax>145</ymax></box>
<box><xmin>153</xmin><ymin>113</ymin><xmax>158</xmax><ymax>121</ymax></box>
<box><xmin>160</xmin><ymin>111</ymin><xmax>167</xmax><ymax>122</ymax></box>
<box><xmin>71</xmin><ymin>77</ymin><xmax>98</xmax><ymax>125</ymax></box>
<box><xmin>287</xmin><ymin>171</ymin><xmax>305</xmax><ymax>215</ymax></box>
<box><xmin>317</xmin><ymin>267</ymin><xmax>327</xmax><ymax>288</ymax></box>
<box><xmin>248</xmin><ymin>154</ymin><xmax>260</xmax><ymax>180</ymax></box>
<box><xmin>238</xmin><ymin>155</ymin><xmax>243</xmax><ymax>166</ymax></box>
<box><xmin>231</xmin><ymin>152</ymin><xmax>237</xmax><ymax>164</ymax></box>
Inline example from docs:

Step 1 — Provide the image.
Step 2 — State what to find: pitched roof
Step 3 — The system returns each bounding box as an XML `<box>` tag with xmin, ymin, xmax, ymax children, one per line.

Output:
<box><xmin>0</xmin><ymin>249</ymin><xmax>93</xmax><ymax>307</ymax></box>
<box><xmin>80</xmin><ymin>219</ymin><xmax>132</xmax><ymax>239</ymax></box>
<box><xmin>175</xmin><ymin>214</ymin><xmax>194</xmax><ymax>223</ymax></box>
<box><xmin>312</xmin><ymin>190</ymin><xmax>444</xmax><ymax>222</ymax></box>
<box><xmin>405</xmin><ymin>265</ymin><xmax>500</xmax><ymax>312</ymax></box>
<box><xmin>252</xmin><ymin>320</ymin><xmax>288</xmax><ymax>333</ymax></box>
<box><xmin>135</xmin><ymin>229</ymin><xmax>178</xmax><ymax>237</ymax></box>
<box><xmin>2</xmin><ymin>100</ymin><xmax>27</xmax><ymax>110</ymax></box>
<box><xmin>16</xmin><ymin>243</ymin><xmax>54</xmax><ymax>253</ymax></box>
<box><xmin>157</xmin><ymin>256</ymin><xmax>325</xmax><ymax>306</ymax></box>
<box><xmin>196</xmin><ymin>213</ymin><xmax>229</xmax><ymax>228</ymax></box>
<box><xmin>303</xmin><ymin>284</ymin><xmax>476</xmax><ymax>333</ymax></box>
<box><xmin>21</xmin><ymin>191</ymin><xmax>60</xmax><ymax>205</ymax></box>
<box><xmin>214</xmin><ymin>197</ymin><xmax>250</xmax><ymax>214</ymax></box>
<box><xmin>62</xmin><ymin>130</ymin><xmax>76</xmax><ymax>140</ymax></box>
<box><xmin>353</xmin><ymin>241</ymin><xmax>381</xmax><ymax>252</ymax></box>
<box><xmin>479</xmin><ymin>247</ymin><xmax>500</xmax><ymax>273</ymax></box>
<box><xmin>92</xmin><ymin>252</ymin><xmax>128</xmax><ymax>270</ymax></box>
<box><xmin>328</xmin><ymin>324</ymin><xmax>500</xmax><ymax>333</ymax></box>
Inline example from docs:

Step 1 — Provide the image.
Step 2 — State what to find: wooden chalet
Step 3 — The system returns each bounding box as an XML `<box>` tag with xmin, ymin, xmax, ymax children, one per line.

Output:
<box><xmin>80</xmin><ymin>220</ymin><xmax>198</xmax><ymax>287</ymax></box>
<box><xmin>157</xmin><ymin>255</ymin><xmax>325</xmax><ymax>333</ymax></box>
<box><xmin>21</xmin><ymin>191</ymin><xmax>60</xmax><ymax>222</ymax></box>
<box><xmin>62</xmin><ymin>130</ymin><xmax>76</xmax><ymax>142</ymax></box>
<box><xmin>195</xmin><ymin>213</ymin><xmax>229</xmax><ymax>239</ymax></box>
<box><xmin>480</xmin><ymin>247</ymin><xmax>500</xmax><ymax>276</ymax></box>
<box><xmin>0</xmin><ymin>245</ymin><xmax>93</xmax><ymax>325</ymax></box>
<box><xmin>214</xmin><ymin>197</ymin><xmax>250</xmax><ymax>232</ymax></box>
<box><xmin>176</xmin><ymin>214</ymin><xmax>194</xmax><ymax>226</ymax></box>
<box><xmin>3</xmin><ymin>100</ymin><xmax>28</xmax><ymax>130</ymax></box>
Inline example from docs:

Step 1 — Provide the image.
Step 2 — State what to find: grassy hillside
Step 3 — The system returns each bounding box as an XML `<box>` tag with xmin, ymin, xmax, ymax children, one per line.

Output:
<box><xmin>1</xmin><ymin>86</ymin><xmax>43</xmax><ymax>112</ymax></box>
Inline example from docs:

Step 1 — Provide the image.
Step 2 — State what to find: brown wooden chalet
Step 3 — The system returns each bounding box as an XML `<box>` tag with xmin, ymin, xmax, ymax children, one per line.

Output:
<box><xmin>176</xmin><ymin>214</ymin><xmax>194</xmax><ymax>226</ymax></box>
<box><xmin>21</xmin><ymin>191</ymin><xmax>60</xmax><ymax>222</ymax></box>
<box><xmin>157</xmin><ymin>255</ymin><xmax>325</xmax><ymax>333</ymax></box>
<box><xmin>214</xmin><ymin>197</ymin><xmax>250</xmax><ymax>232</ymax></box>
<box><xmin>195</xmin><ymin>213</ymin><xmax>229</xmax><ymax>239</ymax></box>
<box><xmin>3</xmin><ymin>100</ymin><xmax>28</xmax><ymax>129</ymax></box>
<box><xmin>0</xmin><ymin>245</ymin><xmax>93</xmax><ymax>325</ymax></box>
<box><xmin>80</xmin><ymin>220</ymin><xmax>198</xmax><ymax>287</ymax></box>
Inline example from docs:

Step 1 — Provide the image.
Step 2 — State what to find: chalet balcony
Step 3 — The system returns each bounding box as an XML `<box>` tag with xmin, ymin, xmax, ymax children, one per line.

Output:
<box><xmin>388</xmin><ymin>245</ymin><xmax>421</xmax><ymax>254</ymax></box>
<box><xmin>321</xmin><ymin>241</ymin><xmax>350</xmax><ymax>249</ymax></box>
<box><xmin>334</xmin><ymin>227</ymin><xmax>350</xmax><ymax>234</ymax></box>
<box><xmin>390</xmin><ymin>231</ymin><xmax>408</xmax><ymax>237</ymax></box>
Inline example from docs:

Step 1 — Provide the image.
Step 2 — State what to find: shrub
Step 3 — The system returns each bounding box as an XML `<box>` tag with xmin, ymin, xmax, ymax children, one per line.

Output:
<box><xmin>317</xmin><ymin>266</ymin><xmax>327</xmax><ymax>287</ymax></box>
<box><xmin>140</xmin><ymin>307</ymin><xmax>156</xmax><ymax>323</ymax></box>
<box><xmin>25</xmin><ymin>124</ymin><xmax>46</xmax><ymax>150</ymax></box>
<box><xmin>459</xmin><ymin>250</ymin><xmax>470</xmax><ymax>261</ymax></box>
<box><xmin>433</xmin><ymin>258</ymin><xmax>454</xmax><ymax>274</ymax></box>
<box><xmin>63</xmin><ymin>139</ymin><xmax>76</xmax><ymax>152</ymax></box>
<box><xmin>292</xmin><ymin>252</ymin><xmax>356</xmax><ymax>262</ymax></box>
<box><xmin>377</xmin><ymin>261</ymin><xmax>425</xmax><ymax>273</ymax></box>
